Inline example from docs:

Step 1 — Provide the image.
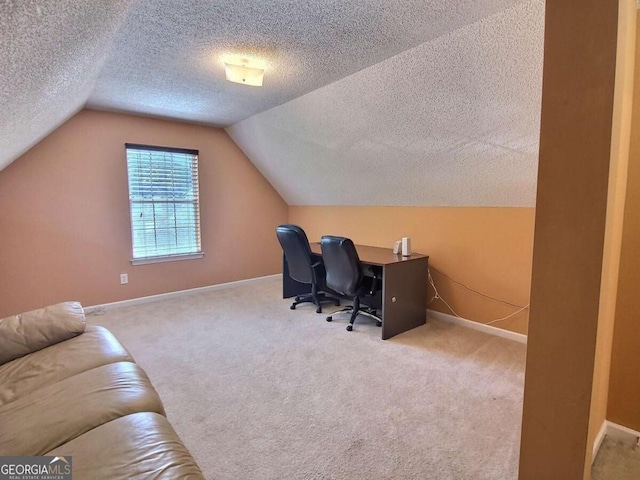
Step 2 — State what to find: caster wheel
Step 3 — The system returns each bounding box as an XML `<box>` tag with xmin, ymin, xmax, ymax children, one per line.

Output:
<box><xmin>346</xmin><ymin>325</ymin><xmax>353</xmax><ymax>332</ymax></box>
<box><xmin>326</xmin><ymin>316</ymin><xmax>332</xmax><ymax>322</ymax></box>
<box><xmin>316</xmin><ymin>307</ymin><xmax>322</xmax><ymax>314</ymax></box>
<box><xmin>376</xmin><ymin>321</ymin><xmax>382</xmax><ymax>327</ymax></box>
<box><xmin>290</xmin><ymin>305</ymin><xmax>296</xmax><ymax>310</ymax></box>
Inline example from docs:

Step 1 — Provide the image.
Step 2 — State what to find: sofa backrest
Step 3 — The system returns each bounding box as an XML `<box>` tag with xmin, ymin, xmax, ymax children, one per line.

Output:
<box><xmin>0</xmin><ymin>302</ymin><xmax>86</xmax><ymax>365</ymax></box>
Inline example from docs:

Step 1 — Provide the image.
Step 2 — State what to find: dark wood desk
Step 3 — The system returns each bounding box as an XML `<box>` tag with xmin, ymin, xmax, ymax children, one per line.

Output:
<box><xmin>283</xmin><ymin>243</ymin><xmax>429</xmax><ymax>340</ymax></box>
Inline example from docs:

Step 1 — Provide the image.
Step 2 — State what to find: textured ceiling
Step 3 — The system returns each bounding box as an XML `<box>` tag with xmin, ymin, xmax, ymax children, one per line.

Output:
<box><xmin>2</xmin><ymin>0</ymin><xmax>544</xmax><ymax>207</ymax></box>
<box><xmin>87</xmin><ymin>0</ymin><xmax>522</xmax><ymax>126</ymax></box>
<box><xmin>227</xmin><ymin>0</ymin><xmax>545</xmax><ymax>206</ymax></box>
<box><xmin>0</xmin><ymin>0</ymin><xmax>133</xmax><ymax>171</ymax></box>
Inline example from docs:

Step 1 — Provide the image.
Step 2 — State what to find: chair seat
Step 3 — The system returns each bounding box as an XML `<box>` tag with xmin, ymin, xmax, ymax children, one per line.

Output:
<box><xmin>47</xmin><ymin>412</ymin><xmax>204</xmax><ymax>479</ymax></box>
<box><xmin>0</xmin><ymin>362</ymin><xmax>164</xmax><ymax>456</ymax></box>
<box><xmin>0</xmin><ymin>326</ymin><xmax>133</xmax><ymax>408</ymax></box>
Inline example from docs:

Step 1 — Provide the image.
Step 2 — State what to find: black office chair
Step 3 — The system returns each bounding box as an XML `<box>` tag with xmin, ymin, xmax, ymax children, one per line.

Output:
<box><xmin>321</xmin><ymin>236</ymin><xmax>382</xmax><ymax>332</ymax></box>
<box><xmin>276</xmin><ymin>225</ymin><xmax>340</xmax><ymax>313</ymax></box>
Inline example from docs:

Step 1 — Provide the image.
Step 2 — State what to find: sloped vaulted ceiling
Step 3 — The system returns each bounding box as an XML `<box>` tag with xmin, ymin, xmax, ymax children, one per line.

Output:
<box><xmin>227</xmin><ymin>0</ymin><xmax>545</xmax><ymax>206</ymax></box>
<box><xmin>0</xmin><ymin>1</ymin><xmax>134</xmax><ymax>171</ymax></box>
<box><xmin>1</xmin><ymin>0</ymin><xmax>544</xmax><ymax>207</ymax></box>
<box><xmin>86</xmin><ymin>0</ymin><xmax>526</xmax><ymax>127</ymax></box>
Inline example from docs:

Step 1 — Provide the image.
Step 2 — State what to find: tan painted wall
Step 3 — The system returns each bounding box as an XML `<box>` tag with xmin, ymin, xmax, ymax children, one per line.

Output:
<box><xmin>587</xmin><ymin>0</ymin><xmax>636</xmax><ymax>469</ymax></box>
<box><xmin>0</xmin><ymin>109</ymin><xmax>288</xmax><ymax>318</ymax></box>
<box><xmin>608</xmin><ymin>13</ymin><xmax>640</xmax><ymax>434</ymax></box>
<box><xmin>518</xmin><ymin>0</ymin><xmax>619</xmax><ymax>478</ymax></box>
<box><xmin>289</xmin><ymin>206</ymin><xmax>535</xmax><ymax>334</ymax></box>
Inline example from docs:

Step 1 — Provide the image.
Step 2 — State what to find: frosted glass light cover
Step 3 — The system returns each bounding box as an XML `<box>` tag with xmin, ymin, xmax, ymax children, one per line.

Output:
<box><xmin>224</xmin><ymin>63</ymin><xmax>264</xmax><ymax>86</ymax></box>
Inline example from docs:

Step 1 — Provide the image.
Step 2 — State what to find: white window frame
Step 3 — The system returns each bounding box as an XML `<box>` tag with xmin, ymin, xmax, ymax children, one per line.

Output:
<box><xmin>125</xmin><ymin>143</ymin><xmax>204</xmax><ymax>265</ymax></box>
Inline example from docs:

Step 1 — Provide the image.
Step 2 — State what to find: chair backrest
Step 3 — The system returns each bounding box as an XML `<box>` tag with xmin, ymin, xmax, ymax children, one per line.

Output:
<box><xmin>320</xmin><ymin>236</ymin><xmax>363</xmax><ymax>296</ymax></box>
<box><xmin>276</xmin><ymin>224</ymin><xmax>315</xmax><ymax>285</ymax></box>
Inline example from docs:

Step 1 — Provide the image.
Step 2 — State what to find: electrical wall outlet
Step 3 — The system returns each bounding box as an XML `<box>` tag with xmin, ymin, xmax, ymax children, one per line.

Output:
<box><xmin>120</xmin><ymin>273</ymin><xmax>128</xmax><ymax>285</ymax></box>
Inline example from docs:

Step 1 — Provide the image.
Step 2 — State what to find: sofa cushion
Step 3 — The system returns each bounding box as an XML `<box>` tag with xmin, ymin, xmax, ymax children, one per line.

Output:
<box><xmin>0</xmin><ymin>326</ymin><xmax>133</xmax><ymax>408</ymax></box>
<box><xmin>0</xmin><ymin>302</ymin><xmax>86</xmax><ymax>365</ymax></box>
<box><xmin>0</xmin><ymin>362</ymin><xmax>165</xmax><ymax>456</ymax></box>
<box><xmin>47</xmin><ymin>412</ymin><xmax>204</xmax><ymax>479</ymax></box>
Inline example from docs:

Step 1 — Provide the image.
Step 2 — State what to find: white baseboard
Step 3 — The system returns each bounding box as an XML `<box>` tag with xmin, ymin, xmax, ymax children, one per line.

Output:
<box><xmin>605</xmin><ymin>420</ymin><xmax>640</xmax><ymax>444</ymax></box>
<box><xmin>592</xmin><ymin>420</ymin><xmax>640</xmax><ymax>462</ymax></box>
<box><xmin>593</xmin><ymin>421</ymin><xmax>608</xmax><ymax>462</ymax></box>
<box><xmin>427</xmin><ymin>309</ymin><xmax>527</xmax><ymax>344</ymax></box>
<box><xmin>84</xmin><ymin>274</ymin><xmax>281</xmax><ymax>314</ymax></box>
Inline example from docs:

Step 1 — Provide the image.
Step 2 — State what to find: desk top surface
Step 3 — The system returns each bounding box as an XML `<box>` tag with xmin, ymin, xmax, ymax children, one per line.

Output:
<box><xmin>309</xmin><ymin>242</ymin><xmax>428</xmax><ymax>267</ymax></box>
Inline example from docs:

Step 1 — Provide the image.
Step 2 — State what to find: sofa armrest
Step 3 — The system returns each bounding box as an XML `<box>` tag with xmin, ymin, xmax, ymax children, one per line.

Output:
<box><xmin>0</xmin><ymin>302</ymin><xmax>86</xmax><ymax>365</ymax></box>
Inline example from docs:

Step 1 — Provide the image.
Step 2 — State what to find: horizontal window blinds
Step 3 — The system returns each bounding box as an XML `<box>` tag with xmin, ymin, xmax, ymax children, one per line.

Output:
<box><xmin>125</xmin><ymin>144</ymin><xmax>201</xmax><ymax>260</ymax></box>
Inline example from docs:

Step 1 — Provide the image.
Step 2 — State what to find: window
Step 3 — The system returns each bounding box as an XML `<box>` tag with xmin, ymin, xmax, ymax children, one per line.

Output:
<box><xmin>125</xmin><ymin>143</ymin><xmax>203</xmax><ymax>265</ymax></box>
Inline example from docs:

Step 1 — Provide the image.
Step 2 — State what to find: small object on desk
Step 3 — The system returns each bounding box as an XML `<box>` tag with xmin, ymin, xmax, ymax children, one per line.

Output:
<box><xmin>393</xmin><ymin>240</ymin><xmax>401</xmax><ymax>255</ymax></box>
<box><xmin>402</xmin><ymin>237</ymin><xmax>412</xmax><ymax>257</ymax></box>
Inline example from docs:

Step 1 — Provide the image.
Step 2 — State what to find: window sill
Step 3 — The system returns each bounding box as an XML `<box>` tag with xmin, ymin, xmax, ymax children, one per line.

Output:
<box><xmin>130</xmin><ymin>252</ymin><xmax>204</xmax><ymax>266</ymax></box>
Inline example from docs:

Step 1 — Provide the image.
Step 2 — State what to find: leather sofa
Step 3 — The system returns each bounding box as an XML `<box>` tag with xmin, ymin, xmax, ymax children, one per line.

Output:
<box><xmin>0</xmin><ymin>302</ymin><xmax>204</xmax><ymax>479</ymax></box>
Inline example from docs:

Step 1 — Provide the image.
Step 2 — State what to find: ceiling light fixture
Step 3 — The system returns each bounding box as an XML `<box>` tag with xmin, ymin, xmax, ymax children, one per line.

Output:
<box><xmin>224</xmin><ymin>59</ymin><xmax>265</xmax><ymax>87</ymax></box>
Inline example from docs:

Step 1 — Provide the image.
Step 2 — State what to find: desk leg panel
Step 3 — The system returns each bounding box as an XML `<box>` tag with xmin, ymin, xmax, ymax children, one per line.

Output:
<box><xmin>381</xmin><ymin>258</ymin><xmax>429</xmax><ymax>340</ymax></box>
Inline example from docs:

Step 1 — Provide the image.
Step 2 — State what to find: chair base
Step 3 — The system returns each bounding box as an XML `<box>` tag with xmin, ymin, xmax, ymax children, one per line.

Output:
<box><xmin>290</xmin><ymin>291</ymin><xmax>341</xmax><ymax>314</ymax></box>
<box><xmin>326</xmin><ymin>303</ymin><xmax>382</xmax><ymax>331</ymax></box>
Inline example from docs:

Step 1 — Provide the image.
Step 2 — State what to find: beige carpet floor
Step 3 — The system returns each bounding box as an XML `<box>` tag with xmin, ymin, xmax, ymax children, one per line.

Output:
<box><xmin>88</xmin><ymin>277</ymin><xmax>527</xmax><ymax>479</ymax></box>
<box><xmin>592</xmin><ymin>437</ymin><xmax>640</xmax><ymax>479</ymax></box>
